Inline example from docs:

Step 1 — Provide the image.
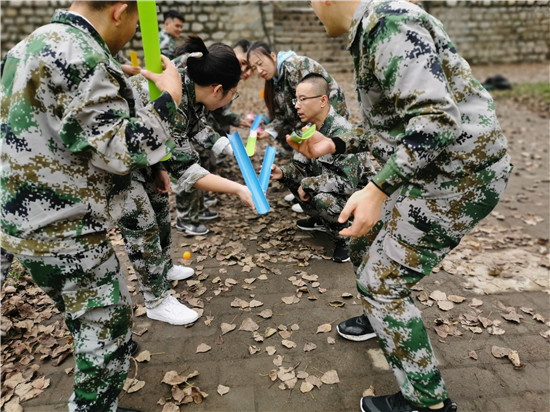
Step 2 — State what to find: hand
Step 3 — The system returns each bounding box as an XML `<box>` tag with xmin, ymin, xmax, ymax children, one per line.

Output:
<box><xmin>154</xmin><ymin>169</ymin><xmax>171</xmax><ymax>193</ymax></box>
<box><xmin>121</xmin><ymin>64</ymin><xmax>141</xmax><ymax>76</ymax></box>
<box><xmin>240</xmin><ymin>117</ymin><xmax>253</xmax><ymax>128</ymax></box>
<box><xmin>270</xmin><ymin>164</ymin><xmax>283</xmax><ymax>180</ymax></box>
<box><xmin>237</xmin><ymin>184</ymin><xmax>256</xmax><ymax>210</ymax></box>
<box><xmin>140</xmin><ymin>55</ymin><xmax>182</xmax><ymax>106</ymax></box>
<box><xmin>286</xmin><ymin>131</ymin><xmax>336</xmax><ymax>159</ymax></box>
<box><xmin>257</xmin><ymin>130</ymin><xmax>271</xmax><ymax>140</ymax></box>
<box><xmin>297</xmin><ymin>186</ymin><xmax>310</xmax><ymax>202</ymax></box>
<box><xmin>338</xmin><ymin>182</ymin><xmax>387</xmax><ymax>238</ymax></box>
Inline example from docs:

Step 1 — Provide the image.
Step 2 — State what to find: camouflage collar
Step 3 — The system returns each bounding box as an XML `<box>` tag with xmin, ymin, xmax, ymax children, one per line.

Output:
<box><xmin>319</xmin><ymin>106</ymin><xmax>337</xmax><ymax>136</ymax></box>
<box><xmin>347</xmin><ymin>0</ymin><xmax>375</xmax><ymax>50</ymax></box>
<box><xmin>51</xmin><ymin>10</ymin><xmax>110</xmax><ymax>56</ymax></box>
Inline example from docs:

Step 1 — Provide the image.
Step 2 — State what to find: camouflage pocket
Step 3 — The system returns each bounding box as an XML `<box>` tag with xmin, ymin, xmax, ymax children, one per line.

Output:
<box><xmin>62</xmin><ymin>280</ymin><xmax>121</xmax><ymax>321</ymax></box>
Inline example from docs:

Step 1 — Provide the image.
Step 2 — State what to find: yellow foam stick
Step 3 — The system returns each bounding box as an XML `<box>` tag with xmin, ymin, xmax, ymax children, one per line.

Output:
<box><xmin>130</xmin><ymin>51</ymin><xmax>139</xmax><ymax>67</ymax></box>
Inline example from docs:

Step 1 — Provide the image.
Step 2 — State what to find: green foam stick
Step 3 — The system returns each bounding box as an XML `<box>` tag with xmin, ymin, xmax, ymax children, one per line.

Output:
<box><xmin>137</xmin><ymin>0</ymin><xmax>162</xmax><ymax>100</ymax></box>
<box><xmin>290</xmin><ymin>123</ymin><xmax>316</xmax><ymax>144</ymax></box>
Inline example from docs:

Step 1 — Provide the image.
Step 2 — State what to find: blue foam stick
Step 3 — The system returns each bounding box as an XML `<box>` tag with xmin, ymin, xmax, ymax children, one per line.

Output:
<box><xmin>227</xmin><ymin>132</ymin><xmax>270</xmax><ymax>214</ymax></box>
<box><xmin>250</xmin><ymin>114</ymin><xmax>262</xmax><ymax>131</ymax></box>
<box><xmin>259</xmin><ymin>145</ymin><xmax>277</xmax><ymax>194</ymax></box>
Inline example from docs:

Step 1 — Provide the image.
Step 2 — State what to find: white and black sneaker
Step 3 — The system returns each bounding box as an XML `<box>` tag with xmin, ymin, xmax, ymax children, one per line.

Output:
<box><xmin>176</xmin><ymin>220</ymin><xmax>209</xmax><ymax>236</ymax></box>
<box><xmin>360</xmin><ymin>392</ymin><xmax>457</xmax><ymax>412</ymax></box>
<box><xmin>332</xmin><ymin>244</ymin><xmax>350</xmax><ymax>263</ymax></box>
<box><xmin>296</xmin><ymin>218</ymin><xmax>326</xmax><ymax>232</ymax></box>
<box><xmin>336</xmin><ymin>314</ymin><xmax>377</xmax><ymax>342</ymax></box>
<box><xmin>284</xmin><ymin>193</ymin><xmax>295</xmax><ymax>202</ymax></box>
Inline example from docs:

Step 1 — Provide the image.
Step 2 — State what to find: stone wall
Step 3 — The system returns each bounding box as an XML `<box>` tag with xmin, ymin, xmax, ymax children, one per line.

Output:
<box><xmin>1</xmin><ymin>1</ymin><xmax>549</xmax><ymax>72</ymax></box>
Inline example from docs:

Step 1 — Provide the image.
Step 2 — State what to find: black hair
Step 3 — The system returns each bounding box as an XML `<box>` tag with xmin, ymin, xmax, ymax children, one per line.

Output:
<box><xmin>233</xmin><ymin>39</ymin><xmax>251</xmax><ymax>53</ymax></box>
<box><xmin>247</xmin><ymin>41</ymin><xmax>276</xmax><ymax>119</ymax></box>
<box><xmin>176</xmin><ymin>35</ymin><xmax>241</xmax><ymax>94</ymax></box>
<box><xmin>80</xmin><ymin>1</ymin><xmax>137</xmax><ymax>11</ymax></box>
<box><xmin>164</xmin><ymin>9</ymin><xmax>184</xmax><ymax>22</ymax></box>
<box><xmin>299</xmin><ymin>73</ymin><xmax>329</xmax><ymax>96</ymax></box>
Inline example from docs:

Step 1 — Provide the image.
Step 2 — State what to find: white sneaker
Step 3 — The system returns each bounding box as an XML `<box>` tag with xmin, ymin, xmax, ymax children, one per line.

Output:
<box><xmin>166</xmin><ymin>265</ymin><xmax>194</xmax><ymax>281</ymax></box>
<box><xmin>291</xmin><ymin>203</ymin><xmax>304</xmax><ymax>213</ymax></box>
<box><xmin>147</xmin><ymin>295</ymin><xmax>199</xmax><ymax>325</ymax></box>
<box><xmin>284</xmin><ymin>193</ymin><xmax>295</xmax><ymax>202</ymax></box>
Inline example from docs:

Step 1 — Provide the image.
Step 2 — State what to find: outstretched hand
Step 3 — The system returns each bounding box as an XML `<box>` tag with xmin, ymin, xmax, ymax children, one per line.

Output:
<box><xmin>338</xmin><ymin>182</ymin><xmax>387</xmax><ymax>238</ymax></box>
<box><xmin>140</xmin><ymin>55</ymin><xmax>182</xmax><ymax>106</ymax></box>
<box><xmin>286</xmin><ymin>131</ymin><xmax>336</xmax><ymax>159</ymax></box>
<box><xmin>270</xmin><ymin>164</ymin><xmax>283</xmax><ymax>180</ymax></box>
<box><xmin>237</xmin><ymin>184</ymin><xmax>256</xmax><ymax>211</ymax></box>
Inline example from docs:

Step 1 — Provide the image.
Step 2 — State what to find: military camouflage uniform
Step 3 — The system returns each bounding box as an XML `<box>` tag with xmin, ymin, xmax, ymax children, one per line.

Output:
<box><xmin>206</xmin><ymin>102</ymin><xmax>242</xmax><ymax>136</ymax></box>
<box><xmin>130</xmin><ymin>65</ymin><xmax>230</xmax><ymax>225</ymax></box>
<box><xmin>159</xmin><ymin>28</ymin><xmax>176</xmax><ymax>60</ymax></box>
<box><xmin>265</xmin><ymin>52</ymin><xmax>349</xmax><ymax>145</ymax></box>
<box><xmin>118</xmin><ymin>167</ymin><xmax>173</xmax><ymax>309</ymax></box>
<box><xmin>280</xmin><ymin>107</ymin><xmax>374</xmax><ymax>242</ymax></box>
<box><xmin>339</xmin><ymin>0</ymin><xmax>513</xmax><ymax>407</ymax></box>
<box><xmin>1</xmin><ymin>10</ymin><xmax>178</xmax><ymax>411</ymax></box>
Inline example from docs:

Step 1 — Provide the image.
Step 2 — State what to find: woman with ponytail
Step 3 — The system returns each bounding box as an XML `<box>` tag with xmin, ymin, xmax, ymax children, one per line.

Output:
<box><xmin>120</xmin><ymin>36</ymin><xmax>253</xmax><ymax>326</ymax></box>
<box><xmin>247</xmin><ymin>42</ymin><xmax>349</xmax><ymax>148</ymax></box>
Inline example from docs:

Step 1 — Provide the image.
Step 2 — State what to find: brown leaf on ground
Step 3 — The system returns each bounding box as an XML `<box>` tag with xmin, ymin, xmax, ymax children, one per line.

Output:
<box><xmin>316</xmin><ymin>323</ymin><xmax>332</xmax><ymax>334</ymax></box>
<box><xmin>321</xmin><ymin>370</ymin><xmax>340</xmax><ymax>384</ymax></box>
<box><xmin>239</xmin><ymin>318</ymin><xmax>259</xmax><ymax>332</ymax></box>
<box><xmin>217</xmin><ymin>384</ymin><xmax>230</xmax><ymax>396</ymax></box>
<box><xmin>196</xmin><ymin>343</ymin><xmax>211</xmax><ymax>353</ymax></box>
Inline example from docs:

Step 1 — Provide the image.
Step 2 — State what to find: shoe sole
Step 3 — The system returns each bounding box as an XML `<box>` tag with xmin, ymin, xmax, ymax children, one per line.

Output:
<box><xmin>166</xmin><ymin>273</ymin><xmax>194</xmax><ymax>281</ymax></box>
<box><xmin>198</xmin><ymin>215</ymin><xmax>218</xmax><ymax>221</ymax></box>
<box><xmin>332</xmin><ymin>257</ymin><xmax>351</xmax><ymax>263</ymax></box>
<box><xmin>175</xmin><ymin>225</ymin><xmax>209</xmax><ymax>236</ymax></box>
<box><xmin>296</xmin><ymin>224</ymin><xmax>326</xmax><ymax>232</ymax></box>
<box><xmin>337</xmin><ymin>325</ymin><xmax>377</xmax><ymax>342</ymax></box>
<box><xmin>147</xmin><ymin>312</ymin><xmax>199</xmax><ymax>325</ymax></box>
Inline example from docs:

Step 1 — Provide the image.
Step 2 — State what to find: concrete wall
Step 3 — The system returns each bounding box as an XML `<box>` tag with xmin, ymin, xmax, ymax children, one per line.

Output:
<box><xmin>1</xmin><ymin>1</ymin><xmax>549</xmax><ymax>72</ymax></box>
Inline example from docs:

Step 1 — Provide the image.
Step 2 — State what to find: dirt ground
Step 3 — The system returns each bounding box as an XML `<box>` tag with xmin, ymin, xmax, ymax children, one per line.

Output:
<box><xmin>1</xmin><ymin>63</ymin><xmax>549</xmax><ymax>412</ymax></box>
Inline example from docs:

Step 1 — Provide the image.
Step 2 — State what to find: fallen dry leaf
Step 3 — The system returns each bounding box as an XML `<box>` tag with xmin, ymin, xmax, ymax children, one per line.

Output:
<box><xmin>363</xmin><ymin>385</ymin><xmax>376</xmax><ymax>396</ymax></box>
<box><xmin>196</xmin><ymin>343</ymin><xmax>211</xmax><ymax>353</ymax></box>
<box><xmin>300</xmin><ymin>381</ymin><xmax>314</xmax><ymax>393</ymax></box>
<box><xmin>429</xmin><ymin>290</ymin><xmax>447</xmax><ymax>301</ymax></box>
<box><xmin>316</xmin><ymin>323</ymin><xmax>332</xmax><ymax>334</ymax></box>
<box><xmin>437</xmin><ymin>300</ymin><xmax>454</xmax><ymax>311</ymax></box>
<box><xmin>135</xmin><ymin>350</ymin><xmax>151</xmax><ymax>362</ymax></box>
<box><xmin>258</xmin><ymin>309</ymin><xmax>273</xmax><ymax>319</ymax></box>
<box><xmin>321</xmin><ymin>370</ymin><xmax>340</xmax><ymax>384</ymax></box>
<box><xmin>217</xmin><ymin>384</ymin><xmax>230</xmax><ymax>396</ymax></box>
<box><xmin>239</xmin><ymin>318</ymin><xmax>259</xmax><ymax>332</ymax></box>
<box><xmin>281</xmin><ymin>340</ymin><xmax>297</xmax><ymax>349</ymax></box>
<box><xmin>303</xmin><ymin>342</ymin><xmax>317</xmax><ymax>352</ymax></box>
<box><xmin>221</xmin><ymin>323</ymin><xmax>236</xmax><ymax>335</ymax></box>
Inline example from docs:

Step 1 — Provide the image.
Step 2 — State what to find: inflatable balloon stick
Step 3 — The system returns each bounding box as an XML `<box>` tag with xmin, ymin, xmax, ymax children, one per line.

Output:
<box><xmin>245</xmin><ymin>114</ymin><xmax>263</xmax><ymax>156</ymax></box>
<box><xmin>137</xmin><ymin>0</ymin><xmax>162</xmax><ymax>100</ymax></box>
<box><xmin>290</xmin><ymin>123</ymin><xmax>316</xmax><ymax>144</ymax></box>
<box><xmin>259</xmin><ymin>145</ymin><xmax>277</xmax><ymax>194</ymax></box>
<box><xmin>227</xmin><ymin>132</ymin><xmax>270</xmax><ymax>215</ymax></box>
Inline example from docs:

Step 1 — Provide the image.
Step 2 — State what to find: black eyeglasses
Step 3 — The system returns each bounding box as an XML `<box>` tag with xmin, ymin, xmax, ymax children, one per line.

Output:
<box><xmin>231</xmin><ymin>91</ymin><xmax>240</xmax><ymax>102</ymax></box>
<box><xmin>292</xmin><ymin>95</ymin><xmax>323</xmax><ymax>106</ymax></box>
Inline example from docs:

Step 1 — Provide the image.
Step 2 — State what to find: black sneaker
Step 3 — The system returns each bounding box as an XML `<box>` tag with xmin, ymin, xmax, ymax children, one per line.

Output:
<box><xmin>175</xmin><ymin>221</ymin><xmax>209</xmax><ymax>236</ymax></box>
<box><xmin>296</xmin><ymin>218</ymin><xmax>326</xmax><ymax>232</ymax></box>
<box><xmin>332</xmin><ymin>244</ymin><xmax>350</xmax><ymax>263</ymax></box>
<box><xmin>204</xmin><ymin>195</ymin><xmax>218</xmax><ymax>208</ymax></box>
<box><xmin>198</xmin><ymin>209</ymin><xmax>219</xmax><ymax>221</ymax></box>
<box><xmin>336</xmin><ymin>315</ymin><xmax>377</xmax><ymax>342</ymax></box>
<box><xmin>129</xmin><ymin>339</ymin><xmax>139</xmax><ymax>356</ymax></box>
<box><xmin>360</xmin><ymin>392</ymin><xmax>457</xmax><ymax>412</ymax></box>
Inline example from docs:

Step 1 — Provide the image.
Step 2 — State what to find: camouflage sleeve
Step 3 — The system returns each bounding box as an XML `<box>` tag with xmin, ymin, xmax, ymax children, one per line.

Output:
<box><xmin>301</xmin><ymin>154</ymin><xmax>361</xmax><ymax>196</ymax></box>
<box><xmin>280</xmin><ymin>155</ymin><xmax>308</xmax><ymax>186</ymax></box>
<box><xmin>192</xmin><ymin>115</ymin><xmax>231</xmax><ymax>157</ymax></box>
<box><xmin>213</xmin><ymin>104</ymin><xmax>241</xmax><ymax>128</ymax></box>
<box><xmin>364</xmin><ymin>17</ymin><xmax>462</xmax><ymax>195</ymax></box>
<box><xmin>64</xmin><ymin>65</ymin><xmax>178</xmax><ymax>175</ymax></box>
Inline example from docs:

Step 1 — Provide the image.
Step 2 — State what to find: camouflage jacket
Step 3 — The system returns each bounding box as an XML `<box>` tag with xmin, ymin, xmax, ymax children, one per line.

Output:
<box><xmin>0</xmin><ymin>10</ymin><xmax>178</xmax><ymax>256</ymax></box>
<box><xmin>281</xmin><ymin>107</ymin><xmax>374</xmax><ymax>196</ymax></box>
<box><xmin>266</xmin><ymin>52</ymin><xmax>349</xmax><ymax>139</ymax></box>
<box><xmin>339</xmin><ymin>0</ymin><xmax>512</xmax><ymax>198</ymax></box>
<box><xmin>130</xmin><ymin>66</ymin><xmax>230</xmax><ymax>193</ymax></box>
<box><xmin>159</xmin><ymin>28</ymin><xmax>176</xmax><ymax>60</ymax></box>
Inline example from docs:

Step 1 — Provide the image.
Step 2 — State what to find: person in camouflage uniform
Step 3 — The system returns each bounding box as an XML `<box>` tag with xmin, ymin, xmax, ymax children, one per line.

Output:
<box><xmin>247</xmin><ymin>41</ymin><xmax>349</xmax><ymax>149</ymax></box>
<box><xmin>0</xmin><ymin>2</ymin><xmax>183</xmax><ymax>411</ymax></box>
<box><xmin>271</xmin><ymin>73</ymin><xmax>374</xmax><ymax>263</ymax></box>
<box><xmin>289</xmin><ymin>1</ymin><xmax>513</xmax><ymax>411</ymax></box>
<box><xmin>158</xmin><ymin>10</ymin><xmax>184</xmax><ymax>60</ymax></box>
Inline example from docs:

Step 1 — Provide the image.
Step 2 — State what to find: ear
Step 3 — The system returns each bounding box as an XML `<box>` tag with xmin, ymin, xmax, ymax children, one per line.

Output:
<box><xmin>211</xmin><ymin>84</ymin><xmax>224</xmax><ymax>96</ymax></box>
<box><xmin>112</xmin><ymin>2</ymin><xmax>129</xmax><ymax>26</ymax></box>
<box><xmin>270</xmin><ymin>52</ymin><xmax>277</xmax><ymax>61</ymax></box>
<box><xmin>320</xmin><ymin>95</ymin><xmax>329</xmax><ymax>107</ymax></box>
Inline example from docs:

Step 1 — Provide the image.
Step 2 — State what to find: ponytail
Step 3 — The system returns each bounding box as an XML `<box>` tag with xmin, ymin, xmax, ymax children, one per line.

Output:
<box><xmin>175</xmin><ymin>35</ymin><xmax>241</xmax><ymax>94</ymax></box>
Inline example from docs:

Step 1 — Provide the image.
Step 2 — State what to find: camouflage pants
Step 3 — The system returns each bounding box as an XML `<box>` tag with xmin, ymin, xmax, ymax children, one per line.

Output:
<box><xmin>284</xmin><ymin>180</ymin><xmax>349</xmax><ymax>244</ymax></box>
<box><xmin>1</xmin><ymin>248</ymin><xmax>14</xmax><ymax>284</ymax></box>
<box><xmin>175</xmin><ymin>187</ymin><xmax>204</xmax><ymax>224</ymax></box>
<box><xmin>350</xmin><ymin>177</ymin><xmax>509</xmax><ymax>407</ymax></box>
<box><xmin>118</xmin><ymin>178</ymin><xmax>172</xmax><ymax>308</ymax></box>
<box><xmin>16</xmin><ymin>241</ymin><xmax>133</xmax><ymax>412</ymax></box>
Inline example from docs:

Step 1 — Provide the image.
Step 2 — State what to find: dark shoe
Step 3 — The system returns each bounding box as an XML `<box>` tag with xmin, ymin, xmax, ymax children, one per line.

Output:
<box><xmin>198</xmin><ymin>209</ymin><xmax>219</xmax><ymax>221</ymax></box>
<box><xmin>360</xmin><ymin>392</ymin><xmax>457</xmax><ymax>412</ymax></box>
<box><xmin>332</xmin><ymin>244</ymin><xmax>350</xmax><ymax>263</ymax></box>
<box><xmin>129</xmin><ymin>339</ymin><xmax>139</xmax><ymax>356</ymax></box>
<box><xmin>296</xmin><ymin>217</ymin><xmax>326</xmax><ymax>232</ymax></box>
<box><xmin>337</xmin><ymin>315</ymin><xmax>377</xmax><ymax>342</ymax></box>
<box><xmin>175</xmin><ymin>220</ymin><xmax>209</xmax><ymax>236</ymax></box>
<box><xmin>204</xmin><ymin>195</ymin><xmax>218</xmax><ymax>208</ymax></box>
